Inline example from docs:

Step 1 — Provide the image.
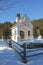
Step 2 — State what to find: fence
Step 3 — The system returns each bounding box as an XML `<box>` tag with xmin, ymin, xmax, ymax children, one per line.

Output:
<box><xmin>9</xmin><ymin>40</ymin><xmax>43</xmax><ymax>63</ymax></box>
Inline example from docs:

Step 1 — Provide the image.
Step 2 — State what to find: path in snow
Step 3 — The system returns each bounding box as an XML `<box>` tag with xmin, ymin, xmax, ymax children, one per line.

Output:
<box><xmin>0</xmin><ymin>40</ymin><xmax>43</xmax><ymax>65</ymax></box>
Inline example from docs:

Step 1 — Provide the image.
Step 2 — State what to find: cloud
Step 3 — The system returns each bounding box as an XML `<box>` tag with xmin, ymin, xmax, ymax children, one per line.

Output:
<box><xmin>0</xmin><ymin>0</ymin><xmax>20</xmax><ymax>11</ymax></box>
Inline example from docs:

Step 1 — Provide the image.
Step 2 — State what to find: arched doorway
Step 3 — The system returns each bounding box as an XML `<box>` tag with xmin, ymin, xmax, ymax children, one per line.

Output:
<box><xmin>20</xmin><ymin>31</ymin><xmax>24</xmax><ymax>39</ymax></box>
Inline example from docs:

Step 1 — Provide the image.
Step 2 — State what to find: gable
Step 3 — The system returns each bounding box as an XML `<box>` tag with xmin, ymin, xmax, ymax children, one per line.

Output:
<box><xmin>19</xmin><ymin>21</ymin><xmax>29</xmax><ymax>27</ymax></box>
<box><xmin>11</xmin><ymin>14</ymin><xmax>32</xmax><ymax>29</ymax></box>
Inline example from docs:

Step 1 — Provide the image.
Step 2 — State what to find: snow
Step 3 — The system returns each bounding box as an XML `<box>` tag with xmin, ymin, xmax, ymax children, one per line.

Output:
<box><xmin>16</xmin><ymin>39</ymin><xmax>43</xmax><ymax>45</ymax></box>
<box><xmin>0</xmin><ymin>39</ymin><xmax>43</xmax><ymax>65</ymax></box>
<box><xmin>32</xmin><ymin>39</ymin><xmax>43</xmax><ymax>43</ymax></box>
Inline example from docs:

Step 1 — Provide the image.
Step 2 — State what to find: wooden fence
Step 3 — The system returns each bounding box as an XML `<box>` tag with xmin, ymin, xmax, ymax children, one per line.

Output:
<box><xmin>8</xmin><ymin>40</ymin><xmax>43</xmax><ymax>63</ymax></box>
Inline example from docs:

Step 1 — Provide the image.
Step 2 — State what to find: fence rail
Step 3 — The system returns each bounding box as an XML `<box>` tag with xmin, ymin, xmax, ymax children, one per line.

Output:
<box><xmin>9</xmin><ymin>40</ymin><xmax>43</xmax><ymax>63</ymax></box>
<box><xmin>27</xmin><ymin>52</ymin><xmax>43</xmax><ymax>57</ymax></box>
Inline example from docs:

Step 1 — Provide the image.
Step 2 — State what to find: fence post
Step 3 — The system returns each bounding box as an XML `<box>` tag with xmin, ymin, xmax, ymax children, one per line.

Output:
<box><xmin>9</xmin><ymin>40</ymin><xmax>12</xmax><ymax>48</ymax></box>
<box><xmin>22</xmin><ymin>43</ymin><xmax>27</xmax><ymax>63</ymax></box>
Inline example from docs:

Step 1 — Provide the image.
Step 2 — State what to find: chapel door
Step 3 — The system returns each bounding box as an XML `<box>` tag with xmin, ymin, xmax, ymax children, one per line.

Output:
<box><xmin>20</xmin><ymin>31</ymin><xmax>24</xmax><ymax>39</ymax></box>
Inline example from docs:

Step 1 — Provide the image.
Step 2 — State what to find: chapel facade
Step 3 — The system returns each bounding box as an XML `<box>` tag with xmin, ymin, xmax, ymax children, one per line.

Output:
<box><xmin>11</xmin><ymin>13</ymin><xmax>33</xmax><ymax>42</ymax></box>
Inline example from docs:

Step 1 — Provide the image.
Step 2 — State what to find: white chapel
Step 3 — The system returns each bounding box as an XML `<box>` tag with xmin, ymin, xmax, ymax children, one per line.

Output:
<box><xmin>11</xmin><ymin>13</ymin><xmax>33</xmax><ymax>42</ymax></box>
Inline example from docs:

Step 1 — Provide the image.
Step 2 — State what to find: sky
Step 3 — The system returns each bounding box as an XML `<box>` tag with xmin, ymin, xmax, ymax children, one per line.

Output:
<box><xmin>0</xmin><ymin>0</ymin><xmax>43</xmax><ymax>23</ymax></box>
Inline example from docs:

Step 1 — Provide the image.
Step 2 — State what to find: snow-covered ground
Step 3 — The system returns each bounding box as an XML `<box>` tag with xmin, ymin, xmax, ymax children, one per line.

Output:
<box><xmin>18</xmin><ymin>39</ymin><xmax>43</xmax><ymax>45</ymax></box>
<box><xmin>0</xmin><ymin>39</ymin><xmax>43</xmax><ymax>65</ymax></box>
<box><xmin>31</xmin><ymin>39</ymin><xmax>43</xmax><ymax>43</ymax></box>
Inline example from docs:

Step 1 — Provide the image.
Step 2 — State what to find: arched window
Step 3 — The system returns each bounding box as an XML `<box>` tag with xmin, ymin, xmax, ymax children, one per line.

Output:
<box><xmin>20</xmin><ymin>31</ymin><xmax>24</xmax><ymax>39</ymax></box>
<box><xmin>28</xmin><ymin>31</ymin><xmax>30</xmax><ymax>36</ymax></box>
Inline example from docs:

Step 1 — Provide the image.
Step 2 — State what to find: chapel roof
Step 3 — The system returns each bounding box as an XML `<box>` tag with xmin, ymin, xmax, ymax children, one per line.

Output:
<box><xmin>11</xmin><ymin>21</ymin><xmax>19</xmax><ymax>28</ymax></box>
<box><xmin>11</xmin><ymin>14</ymin><xmax>31</xmax><ymax>28</ymax></box>
<box><xmin>12</xmin><ymin>22</ymin><xmax>16</xmax><ymax>27</ymax></box>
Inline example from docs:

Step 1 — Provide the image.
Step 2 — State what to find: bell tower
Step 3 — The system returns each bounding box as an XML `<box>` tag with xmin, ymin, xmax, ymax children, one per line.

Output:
<box><xmin>16</xmin><ymin>13</ymin><xmax>20</xmax><ymax>22</ymax></box>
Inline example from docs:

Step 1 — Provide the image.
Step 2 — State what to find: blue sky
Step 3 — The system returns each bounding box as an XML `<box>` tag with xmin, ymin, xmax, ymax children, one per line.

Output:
<box><xmin>0</xmin><ymin>0</ymin><xmax>43</xmax><ymax>23</ymax></box>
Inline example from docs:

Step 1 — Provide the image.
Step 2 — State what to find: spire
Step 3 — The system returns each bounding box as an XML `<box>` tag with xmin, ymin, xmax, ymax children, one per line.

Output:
<box><xmin>16</xmin><ymin>13</ymin><xmax>20</xmax><ymax>22</ymax></box>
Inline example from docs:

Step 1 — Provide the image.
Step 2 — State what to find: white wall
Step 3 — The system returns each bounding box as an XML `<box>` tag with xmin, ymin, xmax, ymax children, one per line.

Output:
<box><xmin>11</xmin><ymin>27</ymin><xmax>17</xmax><ymax>42</ymax></box>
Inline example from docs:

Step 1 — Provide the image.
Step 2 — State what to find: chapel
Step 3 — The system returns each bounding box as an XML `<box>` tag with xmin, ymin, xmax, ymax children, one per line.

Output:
<box><xmin>11</xmin><ymin>13</ymin><xmax>33</xmax><ymax>42</ymax></box>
